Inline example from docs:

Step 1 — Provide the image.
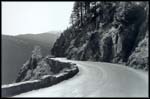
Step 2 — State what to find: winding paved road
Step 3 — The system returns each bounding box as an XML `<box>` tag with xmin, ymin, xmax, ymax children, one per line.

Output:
<box><xmin>15</xmin><ymin>58</ymin><xmax>148</xmax><ymax>97</ymax></box>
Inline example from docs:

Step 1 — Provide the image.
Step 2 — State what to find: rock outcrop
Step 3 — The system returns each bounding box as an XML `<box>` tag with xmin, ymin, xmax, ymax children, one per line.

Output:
<box><xmin>15</xmin><ymin>46</ymin><xmax>79</xmax><ymax>83</ymax></box>
<box><xmin>52</xmin><ymin>2</ymin><xmax>149</xmax><ymax>70</ymax></box>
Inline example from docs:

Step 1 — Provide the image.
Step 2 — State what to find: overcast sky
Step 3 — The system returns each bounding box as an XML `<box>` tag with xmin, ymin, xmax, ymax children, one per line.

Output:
<box><xmin>2</xmin><ymin>2</ymin><xmax>74</xmax><ymax>35</ymax></box>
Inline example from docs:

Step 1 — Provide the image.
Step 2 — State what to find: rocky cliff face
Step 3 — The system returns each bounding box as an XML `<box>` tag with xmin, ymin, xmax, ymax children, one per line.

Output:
<box><xmin>52</xmin><ymin>2</ymin><xmax>149</xmax><ymax>70</ymax></box>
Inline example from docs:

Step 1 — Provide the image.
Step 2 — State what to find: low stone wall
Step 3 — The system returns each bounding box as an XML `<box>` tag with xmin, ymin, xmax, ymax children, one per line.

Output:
<box><xmin>2</xmin><ymin>63</ymin><xmax>79</xmax><ymax>97</ymax></box>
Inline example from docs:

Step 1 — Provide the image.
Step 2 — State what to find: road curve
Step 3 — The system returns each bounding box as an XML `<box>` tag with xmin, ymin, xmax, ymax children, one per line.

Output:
<box><xmin>14</xmin><ymin>58</ymin><xmax>148</xmax><ymax>97</ymax></box>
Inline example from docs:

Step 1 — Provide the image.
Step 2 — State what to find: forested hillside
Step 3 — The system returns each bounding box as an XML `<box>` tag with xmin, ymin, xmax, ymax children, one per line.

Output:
<box><xmin>52</xmin><ymin>1</ymin><xmax>149</xmax><ymax>70</ymax></box>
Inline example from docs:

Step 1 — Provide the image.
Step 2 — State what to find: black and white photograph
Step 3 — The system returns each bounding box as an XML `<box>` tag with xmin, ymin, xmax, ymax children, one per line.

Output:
<box><xmin>1</xmin><ymin>1</ymin><xmax>149</xmax><ymax>98</ymax></box>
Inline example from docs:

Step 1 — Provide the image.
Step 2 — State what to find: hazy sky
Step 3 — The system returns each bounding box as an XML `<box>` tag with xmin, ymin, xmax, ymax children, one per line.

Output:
<box><xmin>2</xmin><ymin>2</ymin><xmax>74</xmax><ymax>35</ymax></box>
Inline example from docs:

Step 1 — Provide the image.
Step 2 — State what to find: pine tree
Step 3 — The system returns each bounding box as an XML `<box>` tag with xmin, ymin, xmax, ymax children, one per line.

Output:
<box><xmin>32</xmin><ymin>46</ymin><xmax>42</xmax><ymax>60</ymax></box>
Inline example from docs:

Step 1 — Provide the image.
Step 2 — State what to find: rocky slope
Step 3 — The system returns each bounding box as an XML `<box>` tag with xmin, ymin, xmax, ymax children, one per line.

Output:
<box><xmin>15</xmin><ymin>47</ymin><xmax>78</xmax><ymax>83</ymax></box>
<box><xmin>52</xmin><ymin>2</ymin><xmax>149</xmax><ymax>70</ymax></box>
